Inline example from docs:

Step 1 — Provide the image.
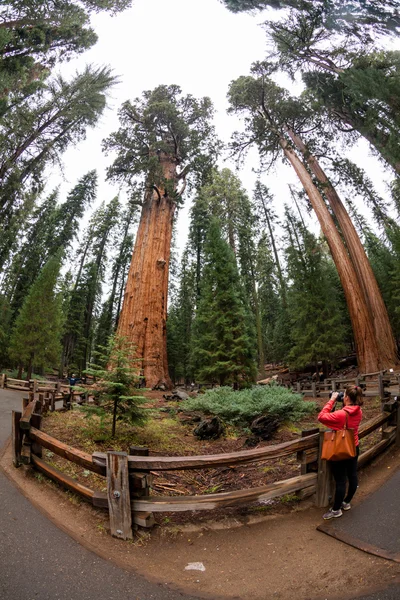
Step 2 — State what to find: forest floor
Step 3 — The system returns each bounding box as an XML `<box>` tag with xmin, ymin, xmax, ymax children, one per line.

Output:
<box><xmin>37</xmin><ymin>381</ymin><xmax>383</xmax><ymax>527</ymax></box>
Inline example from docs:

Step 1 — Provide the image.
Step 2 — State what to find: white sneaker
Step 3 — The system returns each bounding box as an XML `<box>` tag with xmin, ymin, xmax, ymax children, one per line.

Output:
<box><xmin>341</xmin><ymin>502</ymin><xmax>351</xmax><ymax>511</ymax></box>
<box><xmin>323</xmin><ymin>508</ymin><xmax>343</xmax><ymax>520</ymax></box>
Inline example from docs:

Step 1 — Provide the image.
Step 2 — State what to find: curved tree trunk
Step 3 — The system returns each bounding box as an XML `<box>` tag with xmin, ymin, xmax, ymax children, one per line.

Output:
<box><xmin>287</xmin><ymin>129</ymin><xmax>399</xmax><ymax>369</ymax></box>
<box><xmin>116</xmin><ymin>154</ymin><xmax>177</xmax><ymax>389</ymax></box>
<box><xmin>279</xmin><ymin>136</ymin><xmax>380</xmax><ymax>373</ymax></box>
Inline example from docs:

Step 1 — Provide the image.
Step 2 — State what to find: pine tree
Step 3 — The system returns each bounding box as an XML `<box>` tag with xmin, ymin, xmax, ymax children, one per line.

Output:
<box><xmin>284</xmin><ymin>211</ymin><xmax>348</xmax><ymax>370</ymax></box>
<box><xmin>82</xmin><ymin>334</ymin><xmax>146</xmax><ymax>438</ymax></box>
<box><xmin>167</xmin><ymin>250</ymin><xmax>196</xmax><ymax>384</ymax></box>
<box><xmin>4</xmin><ymin>171</ymin><xmax>97</xmax><ymax>317</ymax></box>
<box><xmin>191</xmin><ymin>219</ymin><xmax>256</xmax><ymax>386</ymax></box>
<box><xmin>365</xmin><ymin>228</ymin><xmax>400</xmax><ymax>342</ymax></box>
<box><xmin>61</xmin><ymin>197</ymin><xmax>120</xmax><ymax>375</ymax></box>
<box><xmin>8</xmin><ymin>252</ymin><xmax>64</xmax><ymax>379</ymax></box>
<box><xmin>256</xmin><ymin>234</ymin><xmax>289</xmax><ymax>363</ymax></box>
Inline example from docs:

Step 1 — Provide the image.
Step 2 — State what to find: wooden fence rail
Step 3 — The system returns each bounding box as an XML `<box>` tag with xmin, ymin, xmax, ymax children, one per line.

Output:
<box><xmin>10</xmin><ymin>390</ymin><xmax>399</xmax><ymax>539</ymax></box>
<box><xmin>288</xmin><ymin>370</ymin><xmax>400</xmax><ymax>399</ymax></box>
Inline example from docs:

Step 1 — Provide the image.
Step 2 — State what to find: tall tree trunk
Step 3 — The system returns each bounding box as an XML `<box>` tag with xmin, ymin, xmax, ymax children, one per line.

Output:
<box><xmin>287</xmin><ymin>129</ymin><xmax>399</xmax><ymax>368</ymax></box>
<box><xmin>252</xmin><ymin>279</ymin><xmax>265</xmax><ymax>379</ymax></box>
<box><xmin>117</xmin><ymin>154</ymin><xmax>177</xmax><ymax>389</ymax></box>
<box><xmin>279</xmin><ymin>136</ymin><xmax>380</xmax><ymax>373</ymax></box>
<box><xmin>258</xmin><ymin>192</ymin><xmax>286</xmax><ymax>302</ymax></box>
<box><xmin>26</xmin><ymin>355</ymin><xmax>33</xmax><ymax>381</ymax></box>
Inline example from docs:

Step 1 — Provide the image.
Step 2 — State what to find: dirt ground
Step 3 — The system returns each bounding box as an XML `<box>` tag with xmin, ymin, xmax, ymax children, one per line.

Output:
<box><xmin>35</xmin><ymin>390</ymin><xmax>383</xmax><ymax>527</ymax></box>
<box><xmin>2</xmin><ymin>435</ymin><xmax>400</xmax><ymax>600</ymax></box>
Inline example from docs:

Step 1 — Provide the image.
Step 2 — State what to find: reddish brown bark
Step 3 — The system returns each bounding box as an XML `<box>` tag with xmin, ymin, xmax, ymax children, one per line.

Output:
<box><xmin>117</xmin><ymin>154</ymin><xmax>177</xmax><ymax>389</ymax></box>
<box><xmin>279</xmin><ymin>136</ymin><xmax>381</xmax><ymax>373</ymax></box>
<box><xmin>287</xmin><ymin>129</ymin><xmax>399</xmax><ymax>369</ymax></box>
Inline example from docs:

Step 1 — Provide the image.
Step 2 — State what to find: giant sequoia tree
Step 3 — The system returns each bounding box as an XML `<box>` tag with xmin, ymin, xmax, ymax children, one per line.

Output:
<box><xmin>228</xmin><ymin>73</ymin><xmax>399</xmax><ymax>372</ymax></box>
<box><xmin>104</xmin><ymin>85</ymin><xmax>218</xmax><ymax>388</ymax></box>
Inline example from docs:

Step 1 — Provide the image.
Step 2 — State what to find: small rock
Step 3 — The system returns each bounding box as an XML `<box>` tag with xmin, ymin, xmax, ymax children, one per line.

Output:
<box><xmin>184</xmin><ymin>562</ymin><xmax>206</xmax><ymax>572</ymax></box>
<box><xmin>174</xmin><ymin>389</ymin><xmax>189</xmax><ymax>401</ymax></box>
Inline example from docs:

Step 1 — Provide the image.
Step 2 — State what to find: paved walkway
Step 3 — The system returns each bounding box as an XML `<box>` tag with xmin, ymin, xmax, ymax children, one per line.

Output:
<box><xmin>0</xmin><ymin>388</ymin><xmax>399</xmax><ymax>600</ymax></box>
<box><xmin>0</xmin><ymin>390</ymin><xmax>199</xmax><ymax>600</ymax></box>
<box><xmin>318</xmin><ymin>469</ymin><xmax>400</xmax><ymax>562</ymax></box>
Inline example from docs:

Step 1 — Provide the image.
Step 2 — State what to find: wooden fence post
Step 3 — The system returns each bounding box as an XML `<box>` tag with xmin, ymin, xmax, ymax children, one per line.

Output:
<box><xmin>50</xmin><ymin>391</ymin><xmax>56</xmax><ymax>412</ymax></box>
<box><xmin>1</xmin><ymin>373</ymin><xmax>6</xmax><ymax>389</ymax></box>
<box><xmin>396</xmin><ymin>399</ymin><xmax>400</xmax><ymax>447</ymax></box>
<box><xmin>31</xmin><ymin>413</ymin><xmax>42</xmax><ymax>458</ymax></box>
<box><xmin>106</xmin><ymin>451</ymin><xmax>133</xmax><ymax>540</ymax></box>
<box><xmin>297</xmin><ymin>429</ymin><xmax>319</xmax><ymax>476</ymax></box>
<box><xmin>315</xmin><ymin>431</ymin><xmax>334</xmax><ymax>508</ymax></box>
<box><xmin>33</xmin><ymin>379</ymin><xmax>38</xmax><ymax>394</ymax></box>
<box><xmin>331</xmin><ymin>379</ymin><xmax>336</xmax><ymax>392</ymax></box>
<box><xmin>12</xmin><ymin>411</ymin><xmax>23</xmax><ymax>468</ymax></box>
<box><xmin>378</xmin><ymin>374</ymin><xmax>385</xmax><ymax>401</ymax></box>
<box><xmin>311</xmin><ymin>382</ymin><xmax>317</xmax><ymax>397</ymax></box>
<box><xmin>129</xmin><ymin>447</ymin><xmax>155</xmax><ymax>528</ymax></box>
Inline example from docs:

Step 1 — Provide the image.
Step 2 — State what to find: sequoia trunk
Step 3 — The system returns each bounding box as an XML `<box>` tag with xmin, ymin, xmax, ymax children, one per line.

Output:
<box><xmin>287</xmin><ymin>129</ymin><xmax>399</xmax><ymax>369</ymax></box>
<box><xmin>279</xmin><ymin>136</ymin><xmax>380</xmax><ymax>373</ymax></box>
<box><xmin>116</xmin><ymin>154</ymin><xmax>177</xmax><ymax>389</ymax></box>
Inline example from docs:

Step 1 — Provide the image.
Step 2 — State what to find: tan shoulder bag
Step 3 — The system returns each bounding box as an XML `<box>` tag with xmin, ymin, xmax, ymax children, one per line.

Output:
<box><xmin>321</xmin><ymin>411</ymin><xmax>356</xmax><ymax>461</ymax></box>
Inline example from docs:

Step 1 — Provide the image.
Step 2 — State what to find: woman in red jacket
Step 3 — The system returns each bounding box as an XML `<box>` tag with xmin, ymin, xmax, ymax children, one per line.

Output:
<box><xmin>318</xmin><ymin>385</ymin><xmax>363</xmax><ymax>520</ymax></box>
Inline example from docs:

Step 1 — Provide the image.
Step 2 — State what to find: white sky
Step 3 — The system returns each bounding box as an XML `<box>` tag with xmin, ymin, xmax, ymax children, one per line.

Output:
<box><xmin>46</xmin><ymin>0</ymin><xmax>399</xmax><ymax>255</ymax></box>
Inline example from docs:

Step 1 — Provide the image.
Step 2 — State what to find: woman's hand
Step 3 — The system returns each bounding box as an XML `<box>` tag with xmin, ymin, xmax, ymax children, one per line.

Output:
<box><xmin>330</xmin><ymin>392</ymin><xmax>339</xmax><ymax>402</ymax></box>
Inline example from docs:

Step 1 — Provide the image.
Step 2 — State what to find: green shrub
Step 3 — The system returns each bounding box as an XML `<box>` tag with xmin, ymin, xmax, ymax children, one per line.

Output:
<box><xmin>182</xmin><ymin>385</ymin><xmax>316</xmax><ymax>427</ymax></box>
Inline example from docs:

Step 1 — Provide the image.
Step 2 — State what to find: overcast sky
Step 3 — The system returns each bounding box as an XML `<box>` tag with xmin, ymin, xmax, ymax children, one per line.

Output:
<box><xmin>47</xmin><ymin>0</ymin><xmax>399</xmax><ymax>253</ymax></box>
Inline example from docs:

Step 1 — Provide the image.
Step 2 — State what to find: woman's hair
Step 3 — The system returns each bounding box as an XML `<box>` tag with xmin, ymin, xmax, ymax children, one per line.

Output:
<box><xmin>345</xmin><ymin>385</ymin><xmax>363</xmax><ymax>406</ymax></box>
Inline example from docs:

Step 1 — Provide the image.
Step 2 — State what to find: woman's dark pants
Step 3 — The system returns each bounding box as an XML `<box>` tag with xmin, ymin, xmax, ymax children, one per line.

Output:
<box><xmin>330</xmin><ymin>446</ymin><xmax>360</xmax><ymax>511</ymax></box>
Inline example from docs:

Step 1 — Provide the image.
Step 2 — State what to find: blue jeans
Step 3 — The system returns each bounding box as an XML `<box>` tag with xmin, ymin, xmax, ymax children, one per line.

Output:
<box><xmin>330</xmin><ymin>446</ymin><xmax>360</xmax><ymax>511</ymax></box>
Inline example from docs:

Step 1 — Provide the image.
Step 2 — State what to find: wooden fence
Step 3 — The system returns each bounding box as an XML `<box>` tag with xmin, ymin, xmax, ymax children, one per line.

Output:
<box><xmin>1</xmin><ymin>374</ymin><xmax>89</xmax><ymax>410</ymax></box>
<box><xmin>284</xmin><ymin>370</ymin><xmax>400</xmax><ymax>400</ymax></box>
<box><xmin>10</xmin><ymin>392</ymin><xmax>400</xmax><ymax>540</ymax></box>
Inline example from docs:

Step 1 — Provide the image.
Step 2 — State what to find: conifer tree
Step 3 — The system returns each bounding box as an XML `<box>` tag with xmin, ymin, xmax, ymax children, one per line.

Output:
<box><xmin>167</xmin><ymin>250</ymin><xmax>196</xmax><ymax>385</ymax></box>
<box><xmin>8</xmin><ymin>252</ymin><xmax>64</xmax><ymax>379</ymax></box>
<box><xmin>104</xmin><ymin>85</ymin><xmax>219</xmax><ymax>388</ymax></box>
<box><xmin>61</xmin><ymin>197</ymin><xmax>120</xmax><ymax>374</ymax></box>
<box><xmin>191</xmin><ymin>219</ymin><xmax>256</xmax><ymax>386</ymax></box>
<box><xmin>256</xmin><ymin>234</ymin><xmax>289</xmax><ymax>363</ymax></box>
<box><xmin>4</xmin><ymin>171</ymin><xmax>97</xmax><ymax>316</ymax></box>
<box><xmin>227</xmin><ymin>71</ymin><xmax>397</xmax><ymax>372</ymax></box>
<box><xmin>94</xmin><ymin>196</ymin><xmax>139</xmax><ymax>352</ymax></box>
<box><xmin>83</xmin><ymin>334</ymin><xmax>146</xmax><ymax>438</ymax></box>
<box><xmin>220</xmin><ymin>1</ymin><xmax>400</xmax><ymax>36</ymax></box>
<box><xmin>0</xmin><ymin>0</ymin><xmax>131</xmax><ymax>104</ymax></box>
<box><xmin>0</xmin><ymin>66</ymin><xmax>115</xmax><ymax>227</ymax></box>
<box><xmin>284</xmin><ymin>210</ymin><xmax>348</xmax><ymax>370</ymax></box>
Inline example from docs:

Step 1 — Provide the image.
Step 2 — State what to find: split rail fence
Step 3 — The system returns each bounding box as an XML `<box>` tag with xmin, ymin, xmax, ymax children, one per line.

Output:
<box><xmin>282</xmin><ymin>370</ymin><xmax>400</xmax><ymax>401</ymax></box>
<box><xmin>10</xmin><ymin>391</ymin><xmax>400</xmax><ymax>540</ymax></box>
<box><xmin>1</xmin><ymin>374</ymin><xmax>89</xmax><ymax>409</ymax></box>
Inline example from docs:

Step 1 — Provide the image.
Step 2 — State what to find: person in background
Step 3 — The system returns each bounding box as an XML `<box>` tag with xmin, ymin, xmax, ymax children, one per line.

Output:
<box><xmin>318</xmin><ymin>385</ymin><xmax>363</xmax><ymax>520</ymax></box>
<box><xmin>67</xmin><ymin>374</ymin><xmax>81</xmax><ymax>387</ymax></box>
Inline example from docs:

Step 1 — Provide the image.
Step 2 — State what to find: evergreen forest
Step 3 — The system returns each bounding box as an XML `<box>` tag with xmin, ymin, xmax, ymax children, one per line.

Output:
<box><xmin>1</xmin><ymin>0</ymin><xmax>399</xmax><ymax>388</ymax></box>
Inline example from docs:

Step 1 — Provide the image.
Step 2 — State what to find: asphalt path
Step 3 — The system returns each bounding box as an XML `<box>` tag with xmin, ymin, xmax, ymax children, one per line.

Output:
<box><xmin>0</xmin><ymin>390</ymin><xmax>199</xmax><ymax>600</ymax></box>
<box><xmin>0</xmin><ymin>388</ymin><xmax>399</xmax><ymax>600</ymax></box>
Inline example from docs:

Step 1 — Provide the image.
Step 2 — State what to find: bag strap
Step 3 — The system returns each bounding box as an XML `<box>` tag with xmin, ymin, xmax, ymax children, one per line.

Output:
<box><xmin>343</xmin><ymin>410</ymin><xmax>349</xmax><ymax>430</ymax></box>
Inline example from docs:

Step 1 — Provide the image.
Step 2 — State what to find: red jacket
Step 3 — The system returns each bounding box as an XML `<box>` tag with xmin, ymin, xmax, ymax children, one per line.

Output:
<box><xmin>318</xmin><ymin>399</ymin><xmax>362</xmax><ymax>446</ymax></box>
